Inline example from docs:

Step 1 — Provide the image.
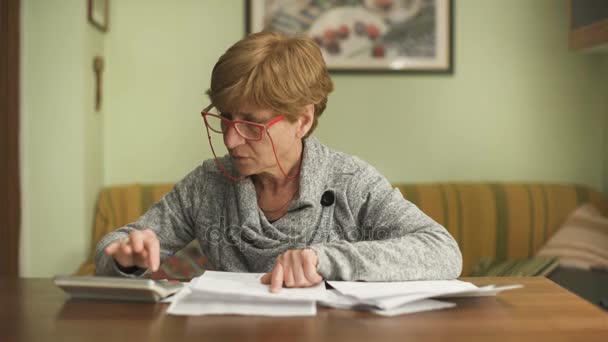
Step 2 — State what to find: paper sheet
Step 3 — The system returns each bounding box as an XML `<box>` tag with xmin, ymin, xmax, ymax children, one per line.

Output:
<box><xmin>370</xmin><ymin>299</ymin><xmax>456</xmax><ymax>316</ymax></box>
<box><xmin>327</xmin><ymin>279</ymin><xmax>478</xmax><ymax>300</ymax></box>
<box><xmin>165</xmin><ymin>271</ymin><xmax>522</xmax><ymax>317</ymax></box>
<box><xmin>167</xmin><ymin>271</ymin><xmax>324</xmax><ymax>316</ymax></box>
<box><xmin>319</xmin><ymin>290</ymin><xmax>455</xmax><ymax>316</ymax></box>
<box><xmin>167</xmin><ymin>288</ymin><xmax>317</xmax><ymax>316</ymax></box>
<box><xmin>436</xmin><ymin>284</ymin><xmax>524</xmax><ymax>298</ymax></box>
<box><xmin>189</xmin><ymin>271</ymin><xmax>327</xmax><ymax>302</ymax></box>
<box><xmin>327</xmin><ymin>280</ymin><xmax>523</xmax><ymax>310</ymax></box>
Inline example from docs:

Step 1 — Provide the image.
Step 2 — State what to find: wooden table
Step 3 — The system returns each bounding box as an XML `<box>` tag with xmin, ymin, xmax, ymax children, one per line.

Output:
<box><xmin>1</xmin><ymin>277</ymin><xmax>606</xmax><ymax>342</ymax></box>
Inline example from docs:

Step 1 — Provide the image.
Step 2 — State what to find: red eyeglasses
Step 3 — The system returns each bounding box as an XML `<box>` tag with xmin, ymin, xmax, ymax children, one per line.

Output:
<box><xmin>201</xmin><ymin>105</ymin><xmax>284</xmax><ymax>141</ymax></box>
<box><xmin>200</xmin><ymin>104</ymin><xmax>299</xmax><ymax>182</ymax></box>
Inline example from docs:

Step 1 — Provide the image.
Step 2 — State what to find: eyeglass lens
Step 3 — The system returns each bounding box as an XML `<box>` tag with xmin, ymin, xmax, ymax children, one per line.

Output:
<box><xmin>205</xmin><ymin>114</ymin><xmax>263</xmax><ymax>140</ymax></box>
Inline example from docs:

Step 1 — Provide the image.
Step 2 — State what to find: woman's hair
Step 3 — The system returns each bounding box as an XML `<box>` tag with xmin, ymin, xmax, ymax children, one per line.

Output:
<box><xmin>206</xmin><ymin>31</ymin><xmax>334</xmax><ymax>137</ymax></box>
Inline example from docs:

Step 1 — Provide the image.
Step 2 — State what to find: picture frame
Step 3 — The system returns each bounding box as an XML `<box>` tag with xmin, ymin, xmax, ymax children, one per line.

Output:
<box><xmin>246</xmin><ymin>0</ymin><xmax>453</xmax><ymax>73</ymax></box>
<box><xmin>88</xmin><ymin>0</ymin><xmax>109</xmax><ymax>33</ymax></box>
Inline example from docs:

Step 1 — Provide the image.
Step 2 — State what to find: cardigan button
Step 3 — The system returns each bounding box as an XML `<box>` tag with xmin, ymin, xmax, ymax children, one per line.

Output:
<box><xmin>321</xmin><ymin>191</ymin><xmax>335</xmax><ymax>207</ymax></box>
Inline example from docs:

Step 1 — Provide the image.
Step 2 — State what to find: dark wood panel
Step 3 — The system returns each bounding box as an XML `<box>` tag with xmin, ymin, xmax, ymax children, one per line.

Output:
<box><xmin>0</xmin><ymin>0</ymin><xmax>21</xmax><ymax>276</ymax></box>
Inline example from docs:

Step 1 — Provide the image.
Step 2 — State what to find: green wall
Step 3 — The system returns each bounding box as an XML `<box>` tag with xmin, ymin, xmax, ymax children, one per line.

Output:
<box><xmin>21</xmin><ymin>0</ymin><xmax>608</xmax><ymax>277</ymax></box>
<box><xmin>21</xmin><ymin>0</ymin><xmax>105</xmax><ymax>277</ymax></box>
<box><xmin>104</xmin><ymin>0</ymin><xmax>607</xmax><ymax>188</ymax></box>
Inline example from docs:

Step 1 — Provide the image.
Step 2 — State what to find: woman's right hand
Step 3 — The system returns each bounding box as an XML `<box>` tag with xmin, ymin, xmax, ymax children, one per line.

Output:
<box><xmin>104</xmin><ymin>229</ymin><xmax>161</xmax><ymax>272</ymax></box>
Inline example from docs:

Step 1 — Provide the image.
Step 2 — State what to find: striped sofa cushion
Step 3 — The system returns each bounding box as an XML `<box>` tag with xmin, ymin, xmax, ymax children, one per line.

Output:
<box><xmin>394</xmin><ymin>183</ymin><xmax>608</xmax><ymax>276</ymax></box>
<box><xmin>470</xmin><ymin>257</ymin><xmax>560</xmax><ymax>277</ymax></box>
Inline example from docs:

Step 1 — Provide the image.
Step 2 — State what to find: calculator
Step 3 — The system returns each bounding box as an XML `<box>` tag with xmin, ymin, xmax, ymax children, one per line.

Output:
<box><xmin>53</xmin><ymin>275</ymin><xmax>184</xmax><ymax>302</ymax></box>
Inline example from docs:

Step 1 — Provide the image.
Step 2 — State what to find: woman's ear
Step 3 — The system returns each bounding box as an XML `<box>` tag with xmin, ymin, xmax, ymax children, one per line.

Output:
<box><xmin>296</xmin><ymin>104</ymin><xmax>314</xmax><ymax>138</ymax></box>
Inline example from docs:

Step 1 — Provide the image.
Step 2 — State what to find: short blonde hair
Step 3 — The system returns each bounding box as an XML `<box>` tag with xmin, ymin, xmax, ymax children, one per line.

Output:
<box><xmin>206</xmin><ymin>31</ymin><xmax>334</xmax><ymax>137</ymax></box>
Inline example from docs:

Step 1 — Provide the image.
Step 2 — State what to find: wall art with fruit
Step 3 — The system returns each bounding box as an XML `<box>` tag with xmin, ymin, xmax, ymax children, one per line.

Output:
<box><xmin>247</xmin><ymin>0</ymin><xmax>452</xmax><ymax>73</ymax></box>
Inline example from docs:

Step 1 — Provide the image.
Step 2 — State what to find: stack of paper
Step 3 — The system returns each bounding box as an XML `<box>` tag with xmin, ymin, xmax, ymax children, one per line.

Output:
<box><xmin>167</xmin><ymin>271</ymin><xmax>327</xmax><ymax>316</ymax></box>
<box><xmin>166</xmin><ymin>271</ymin><xmax>522</xmax><ymax>317</ymax></box>
<box><xmin>321</xmin><ymin>280</ymin><xmax>522</xmax><ymax>316</ymax></box>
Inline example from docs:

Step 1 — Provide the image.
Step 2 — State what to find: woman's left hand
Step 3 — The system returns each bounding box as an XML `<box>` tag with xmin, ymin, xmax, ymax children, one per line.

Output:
<box><xmin>260</xmin><ymin>249</ymin><xmax>323</xmax><ymax>292</ymax></box>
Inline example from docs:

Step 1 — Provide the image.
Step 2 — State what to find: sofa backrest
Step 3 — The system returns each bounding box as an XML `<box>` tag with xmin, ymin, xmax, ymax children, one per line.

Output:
<box><xmin>77</xmin><ymin>182</ymin><xmax>607</xmax><ymax>277</ymax></box>
<box><xmin>77</xmin><ymin>183</ymin><xmax>174</xmax><ymax>276</ymax></box>
<box><xmin>394</xmin><ymin>183</ymin><xmax>607</xmax><ymax>275</ymax></box>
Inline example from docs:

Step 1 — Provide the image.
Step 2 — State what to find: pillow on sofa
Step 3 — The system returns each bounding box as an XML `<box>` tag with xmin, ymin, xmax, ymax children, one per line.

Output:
<box><xmin>536</xmin><ymin>204</ymin><xmax>608</xmax><ymax>270</ymax></box>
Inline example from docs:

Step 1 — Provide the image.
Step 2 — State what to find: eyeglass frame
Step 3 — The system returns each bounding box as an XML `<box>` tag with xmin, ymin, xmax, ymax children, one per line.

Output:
<box><xmin>199</xmin><ymin>104</ymin><xmax>299</xmax><ymax>182</ymax></box>
<box><xmin>200</xmin><ymin>104</ymin><xmax>285</xmax><ymax>141</ymax></box>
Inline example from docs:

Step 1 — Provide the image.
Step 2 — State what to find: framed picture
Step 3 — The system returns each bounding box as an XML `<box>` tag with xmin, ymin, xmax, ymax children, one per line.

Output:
<box><xmin>246</xmin><ymin>0</ymin><xmax>452</xmax><ymax>73</ymax></box>
<box><xmin>88</xmin><ymin>0</ymin><xmax>109</xmax><ymax>33</ymax></box>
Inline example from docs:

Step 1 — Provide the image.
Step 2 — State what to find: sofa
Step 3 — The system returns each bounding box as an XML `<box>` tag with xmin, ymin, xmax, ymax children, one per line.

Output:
<box><xmin>76</xmin><ymin>182</ymin><xmax>608</xmax><ymax>282</ymax></box>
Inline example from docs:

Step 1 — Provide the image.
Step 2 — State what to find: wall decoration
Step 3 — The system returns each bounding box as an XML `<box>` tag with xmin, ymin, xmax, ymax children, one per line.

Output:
<box><xmin>247</xmin><ymin>0</ymin><xmax>452</xmax><ymax>73</ymax></box>
<box><xmin>88</xmin><ymin>0</ymin><xmax>109</xmax><ymax>33</ymax></box>
<box><xmin>93</xmin><ymin>56</ymin><xmax>104</xmax><ymax>111</ymax></box>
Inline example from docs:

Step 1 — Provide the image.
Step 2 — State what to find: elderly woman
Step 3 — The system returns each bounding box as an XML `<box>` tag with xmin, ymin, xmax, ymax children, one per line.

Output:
<box><xmin>95</xmin><ymin>31</ymin><xmax>462</xmax><ymax>292</ymax></box>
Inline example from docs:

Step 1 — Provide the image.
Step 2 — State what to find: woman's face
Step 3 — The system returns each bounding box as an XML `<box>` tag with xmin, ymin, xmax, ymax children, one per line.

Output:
<box><xmin>221</xmin><ymin>106</ymin><xmax>312</xmax><ymax>177</ymax></box>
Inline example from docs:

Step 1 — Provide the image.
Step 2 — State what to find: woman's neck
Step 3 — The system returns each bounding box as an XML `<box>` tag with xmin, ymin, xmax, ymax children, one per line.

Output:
<box><xmin>253</xmin><ymin>139</ymin><xmax>303</xmax><ymax>192</ymax></box>
<box><xmin>253</xmin><ymin>169</ymin><xmax>299</xmax><ymax>194</ymax></box>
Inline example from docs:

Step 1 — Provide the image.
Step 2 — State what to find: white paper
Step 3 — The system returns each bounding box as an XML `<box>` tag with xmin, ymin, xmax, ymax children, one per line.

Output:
<box><xmin>327</xmin><ymin>280</ymin><xmax>522</xmax><ymax>310</ymax></box>
<box><xmin>189</xmin><ymin>271</ymin><xmax>327</xmax><ymax>302</ymax></box>
<box><xmin>167</xmin><ymin>288</ymin><xmax>317</xmax><ymax>316</ymax></box>
<box><xmin>159</xmin><ymin>279</ymin><xmax>198</xmax><ymax>303</ymax></box>
<box><xmin>370</xmin><ymin>299</ymin><xmax>456</xmax><ymax>316</ymax></box>
<box><xmin>368</xmin><ymin>292</ymin><xmax>449</xmax><ymax>310</ymax></box>
<box><xmin>321</xmin><ymin>289</ymin><xmax>448</xmax><ymax>311</ymax></box>
<box><xmin>436</xmin><ymin>284</ymin><xmax>523</xmax><ymax>298</ymax></box>
<box><xmin>319</xmin><ymin>289</ymin><xmax>441</xmax><ymax>310</ymax></box>
<box><xmin>167</xmin><ymin>271</ymin><xmax>324</xmax><ymax>316</ymax></box>
<box><xmin>368</xmin><ymin>284</ymin><xmax>523</xmax><ymax>310</ymax></box>
<box><xmin>327</xmin><ymin>279</ymin><xmax>478</xmax><ymax>300</ymax></box>
<box><xmin>319</xmin><ymin>290</ymin><xmax>455</xmax><ymax>316</ymax></box>
<box><xmin>319</xmin><ymin>289</ymin><xmax>370</xmax><ymax>309</ymax></box>
<box><xmin>165</xmin><ymin>272</ymin><xmax>522</xmax><ymax>317</ymax></box>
